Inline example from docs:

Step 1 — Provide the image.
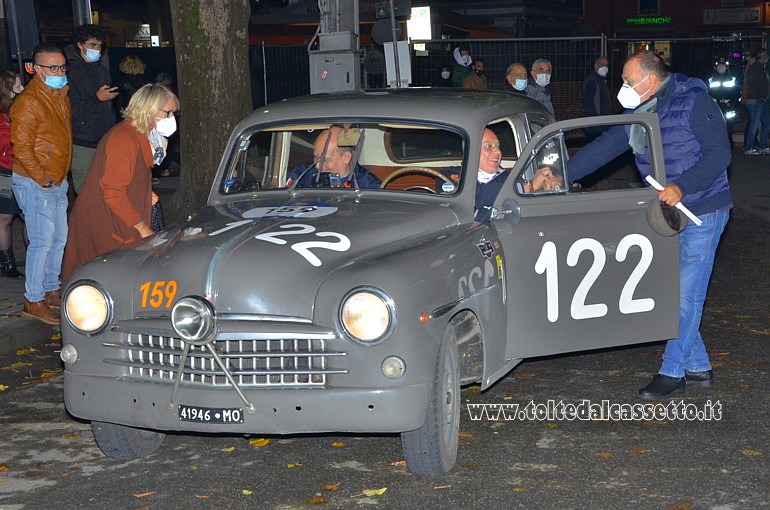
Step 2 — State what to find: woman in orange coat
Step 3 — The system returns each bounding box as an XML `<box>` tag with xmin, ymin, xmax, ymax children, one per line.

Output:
<box><xmin>62</xmin><ymin>83</ymin><xmax>179</xmax><ymax>282</ymax></box>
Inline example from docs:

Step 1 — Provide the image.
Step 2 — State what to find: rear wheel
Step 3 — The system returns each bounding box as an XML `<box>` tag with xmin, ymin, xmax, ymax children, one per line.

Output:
<box><xmin>401</xmin><ymin>327</ymin><xmax>460</xmax><ymax>475</ymax></box>
<box><xmin>91</xmin><ymin>421</ymin><xmax>165</xmax><ymax>460</ymax></box>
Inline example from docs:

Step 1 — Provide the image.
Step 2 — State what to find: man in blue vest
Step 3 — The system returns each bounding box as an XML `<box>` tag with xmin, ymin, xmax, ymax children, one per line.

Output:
<box><xmin>567</xmin><ymin>51</ymin><xmax>732</xmax><ymax>400</ymax></box>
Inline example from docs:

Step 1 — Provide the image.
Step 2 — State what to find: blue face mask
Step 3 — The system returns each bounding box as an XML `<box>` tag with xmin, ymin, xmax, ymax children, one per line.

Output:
<box><xmin>44</xmin><ymin>75</ymin><xmax>68</xmax><ymax>89</ymax></box>
<box><xmin>514</xmin><ymin>78</ymin><xmax>528</xmax><ymax>91</ymax></box>
<box><xmin>84</xmin><ymin>48</ymin><xmax>101</xmax><ymax>63</ymax></box>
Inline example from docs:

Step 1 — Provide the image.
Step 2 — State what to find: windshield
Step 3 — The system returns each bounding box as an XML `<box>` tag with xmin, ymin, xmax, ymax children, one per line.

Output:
<box><xmin>220</xmin><ymin>122</ymin><xmax>466</xmax><ymax>196</ymax></box>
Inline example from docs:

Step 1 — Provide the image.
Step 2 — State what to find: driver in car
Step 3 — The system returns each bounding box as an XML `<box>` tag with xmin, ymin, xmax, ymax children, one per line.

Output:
<box><xmin>441</xmin><ymin>129</ymin><xmax>561</xmax><ymax>223</ymax></box>
<box><xmin>287</xmin><ymin>127</ymin><xmax>381</xmax><ymax>189</ymax></box>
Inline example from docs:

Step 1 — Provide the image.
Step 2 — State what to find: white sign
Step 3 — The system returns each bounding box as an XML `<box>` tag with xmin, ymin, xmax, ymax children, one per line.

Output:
<box><xmin>407</xmin><ymin>6</ymin><xmax>432</xmax><ymax>41</ymax></box>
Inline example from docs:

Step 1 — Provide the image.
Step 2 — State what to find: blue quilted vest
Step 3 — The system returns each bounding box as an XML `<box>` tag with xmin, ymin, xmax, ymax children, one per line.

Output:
<box><xmin>627</xmin><ymin>73</ymin><xmax>730</xmax><ymax>209</ymax></box>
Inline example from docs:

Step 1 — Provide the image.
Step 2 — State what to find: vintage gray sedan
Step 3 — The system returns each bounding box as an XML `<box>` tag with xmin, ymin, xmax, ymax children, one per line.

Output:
<box><xmin>61</xmin><ymin>89</ymin><xmax>678</xmax><ymax>475</ymax></box>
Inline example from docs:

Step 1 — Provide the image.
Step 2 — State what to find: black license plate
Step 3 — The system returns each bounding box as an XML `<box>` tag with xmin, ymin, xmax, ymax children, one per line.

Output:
<box><xmin>178</xmin><ymin>405</ymin><xmax>244</xmax><ymax>424</ymax></box>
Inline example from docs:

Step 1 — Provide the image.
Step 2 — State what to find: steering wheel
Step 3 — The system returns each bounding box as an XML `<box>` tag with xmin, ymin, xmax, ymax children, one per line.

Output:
<box><xmin>380</xmin><ymin>166</ymin><xmax>455</xmax><ymax>193</ymax></box>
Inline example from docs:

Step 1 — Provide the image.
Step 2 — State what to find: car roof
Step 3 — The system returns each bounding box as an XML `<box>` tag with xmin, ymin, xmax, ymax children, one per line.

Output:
<box><xmin>246</xmin><ymin>88</ymin><xmax>553</xmax><ymax>129</ymax></box>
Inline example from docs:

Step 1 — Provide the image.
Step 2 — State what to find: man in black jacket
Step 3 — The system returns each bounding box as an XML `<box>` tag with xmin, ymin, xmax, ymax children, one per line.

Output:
<box><xmin>583</xmin><ymin>56</ymin><xmax>611</xmax><ymax>140</ymax></box>
<box><xmin>65</xmin><ymin>24</ymin><xmax>118</xmax><ymax>193</ymax></box>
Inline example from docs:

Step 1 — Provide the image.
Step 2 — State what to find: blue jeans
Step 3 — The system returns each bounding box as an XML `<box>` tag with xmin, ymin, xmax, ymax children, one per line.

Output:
<box><xmin>660</xmin><ymin>208</ymin><xmax>730</xmax><ymax>378</ymax></box>
<box><xmin>744</xmin><ymin>102</ymin><xmax>770</xmax><ymax>150</ymax></box>
<box><xmin>11</xmin><ymin>174</ymin><xmax>69</xmax><ymax>302</ymax></box>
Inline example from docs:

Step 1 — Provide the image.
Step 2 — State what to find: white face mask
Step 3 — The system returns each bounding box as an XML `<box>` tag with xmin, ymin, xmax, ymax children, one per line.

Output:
<box><xmin>535</xmin><ymin>73</ymin><xmax>551</xmax><ymax>87</ymax></box>
<box><xmin>616</xmin><ymin>75</ymin><xmax>650</xmax><ymax>110</ymax></box>
<box><xmin>462</xmin><ymin>55</ymin><xmax>472</xmax><ymax>66</ymax></box>
<box><xmin>156</xmin><ymin>115</ymin><xmax>177</xmax><ymax>137</ymax></box>
<box><xmin>441</xmin><ymin>71</ymin><xmax>450</xmax><ymax>79</ymax></box>
<box><xmin>597</xmin><ymin>66</ymin><xmax>609</xmax><ymax>77</ymax></box>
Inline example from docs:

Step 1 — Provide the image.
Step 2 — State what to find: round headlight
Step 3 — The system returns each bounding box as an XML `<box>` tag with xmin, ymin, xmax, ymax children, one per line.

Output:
<box><xmin>171</xmin><ymin>297</ymin><xmax>217</xmax><ymax>343</ymax></box>
<box><xmin>340</xmin><ymin>289</ymin><xmax>393</xmax><ymax>343</ymax></box>
<box><xmin>65</xmin><ymin>284</ymin><xmax>111</xmax><ymax>334</ymax></box>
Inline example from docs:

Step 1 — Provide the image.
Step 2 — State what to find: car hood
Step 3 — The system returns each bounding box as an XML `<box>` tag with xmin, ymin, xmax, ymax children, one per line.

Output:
<box><xmin>91</xmin><ymin>197</ymin><xmax>460</xmax><ymax>319</ymax></box>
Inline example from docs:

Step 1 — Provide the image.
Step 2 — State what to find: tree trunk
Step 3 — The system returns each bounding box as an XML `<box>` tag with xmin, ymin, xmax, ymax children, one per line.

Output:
<box><xmin>167</xmin><ymin>0</ymin><xmax>252</xmax><ymax>223</ymax></box>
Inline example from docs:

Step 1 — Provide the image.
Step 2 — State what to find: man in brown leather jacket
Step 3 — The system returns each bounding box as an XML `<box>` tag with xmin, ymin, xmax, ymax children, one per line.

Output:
<box><xmin>10</xmin><ymin>43</ymin><xmax>72</xmax><ymax>325</ymax></box>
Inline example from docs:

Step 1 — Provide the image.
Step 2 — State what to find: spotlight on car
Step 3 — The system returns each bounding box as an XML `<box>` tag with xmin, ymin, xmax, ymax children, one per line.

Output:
<box><xmin>171</xmin><ymin>296</ymin><xmax>217</xmax><ymax>343</ymax></box>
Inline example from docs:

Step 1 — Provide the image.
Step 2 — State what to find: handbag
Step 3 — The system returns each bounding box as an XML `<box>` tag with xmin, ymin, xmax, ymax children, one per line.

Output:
<box><xmin>0</xmin><ymin>173</ymin><xmax>12</xmax><ymax>199</ymax></box>
<box><xmin>150</xmin><ymin>200</ymin><xmax>165</xmax><ymax>233</ymax></box>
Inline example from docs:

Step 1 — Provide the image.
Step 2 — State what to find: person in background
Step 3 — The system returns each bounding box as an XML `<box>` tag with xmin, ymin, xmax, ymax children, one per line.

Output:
<box><xmin>452</xmin><ymin>46</ymin><xmax>473</xmax><ymax>88</ymax></box>
<box><xmin>529</xmin><ymin>58</ymin><xmax>555</xmax><ymax>115</ymax></box>
<box><xmin>61</xmin><ymin>84</ymin><xmax>179</xmax><ymax>282</ymax></box>
<box><xmin>708</xmin><ymin>58</ymin><xmax>740</xmax><ymax>149</ymax></box>
<box><xmin>504</xmin><ymin>63</ymin><xmax>529</xmax><ymax>96</ymax></box>
<box><xmin>11</xmin><ymin>43</ymin><xmax>72</xmax><ymax>325</ymax></box>
<box><xmin>0</xmin><ymin>71</ymin><xmax>24</xmax><ymax>278</ymax></box>
<box><xmin>462</xmin><ymin>58</ymin><xmax>488</xmax><ymax>89</ymax></box>
<box><xmin>117</xmin><ymin>55</ymin><xmax>149</xmax><ymax>113</ymax></box>
<box><xmin>155</xmin><ymin>72</ymin><xmax>176</xmax><ymax>94</ymax></box>
<box><xmin>567</xmin><ymin>51</ymin><xmax>731</xmax><ymax>400</ymax></box>
<box><xmin>432</xmin><ymin>65</ymin><xmax>453</xmax><ymax>87</ymax></box>
<box><xmin>64</xmin><ymin>23</ymin><xmax>117</xmax><ymax>193</ymax></box>
<box><xmin>583</xmin><ymin>56</ymin><xmax>612</xmax><ymax>139</ymax></box>
<box><xmin>742</xmin><ymin>49</ymin><xmax>770</xmax><ymax>155</ymax></box>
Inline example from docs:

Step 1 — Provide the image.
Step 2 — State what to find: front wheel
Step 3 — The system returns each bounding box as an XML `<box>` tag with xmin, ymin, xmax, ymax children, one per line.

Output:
<box><xmin>91</xmin><ymin>421</ymin><xmax>165</xmax><ymax>460</ymax></box>
<box><xmin>401</xmin><ymin>327</ymin><xmax>460</xmax><ymax>475</ymax></box>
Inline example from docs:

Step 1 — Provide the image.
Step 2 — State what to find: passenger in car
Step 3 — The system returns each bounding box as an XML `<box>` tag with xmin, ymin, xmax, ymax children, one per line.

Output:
<box><xmin>287</xmin><ymin>127</ymin><xmax>381</xmax><ymax>189</ymax></box>
<box><xmin>441</xmin><ymin>129</ymin><xmax>559</xmax><ymax>223</ymax></box>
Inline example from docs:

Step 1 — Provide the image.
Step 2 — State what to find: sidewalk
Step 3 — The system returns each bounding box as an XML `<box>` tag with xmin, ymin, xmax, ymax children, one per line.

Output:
<box><xmin>0</xmin><ymin>174</ymin><xmax>179</xmax><ymax>355</ymax></box>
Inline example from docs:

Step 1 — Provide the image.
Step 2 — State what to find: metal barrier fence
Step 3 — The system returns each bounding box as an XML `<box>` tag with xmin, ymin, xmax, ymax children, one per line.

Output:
<box><xmin>250</xmin><ymin>34</ymin><xmax>766</xmax><ymax>120</ymax></box>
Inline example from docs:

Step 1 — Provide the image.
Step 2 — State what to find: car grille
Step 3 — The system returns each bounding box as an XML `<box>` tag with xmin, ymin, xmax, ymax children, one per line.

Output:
<box><xmin>104</xmin><ymin>329</ymin><xmax>347</xmax><ymax>387</ymax></box>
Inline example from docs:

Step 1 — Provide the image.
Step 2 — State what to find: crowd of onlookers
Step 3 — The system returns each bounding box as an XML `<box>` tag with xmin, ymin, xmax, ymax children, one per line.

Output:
<box><xmin>0</xmin><ymin>23</ymin><xmax>178</xmax><ymax>326</ymax></box>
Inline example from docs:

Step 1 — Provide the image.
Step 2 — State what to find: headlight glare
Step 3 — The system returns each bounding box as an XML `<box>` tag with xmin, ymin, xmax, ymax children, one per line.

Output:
<box><xmin>341</xmin><ymin>289</ymin><xmax>393</xmax><ymax>343</ymax></box>
<box><xmin>65</xmin><ymin>284</ymin><xmax>110</xmax><ymax>333</ymax></box>
<box><xmin>172</xmin><ymin>297</ymin><xmax>216</xmax><ymax>343</ymax></box>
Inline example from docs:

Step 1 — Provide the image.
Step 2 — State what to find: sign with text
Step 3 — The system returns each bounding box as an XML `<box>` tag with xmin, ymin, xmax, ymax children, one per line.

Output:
<box><xmin>704</xmin><ymin>7</ymin><xmax>760</xmax><ymax>24</ymax></box>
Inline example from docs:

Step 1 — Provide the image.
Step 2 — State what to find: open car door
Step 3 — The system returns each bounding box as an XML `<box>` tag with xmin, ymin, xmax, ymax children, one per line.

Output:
<box><xmin>492</xmin><ymin>114</ymin><xmax>679</xmax><ymax>360</ymax></box>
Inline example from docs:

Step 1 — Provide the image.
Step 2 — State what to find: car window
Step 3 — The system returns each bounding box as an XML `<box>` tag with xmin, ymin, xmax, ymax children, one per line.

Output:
<box><xmin>515</xmin><ymin>121</ymin><xmax>649</xmax><ymax>196</ymax></box>
<box><xmin>220</xmin><ymin>123</ymin><xmax>467</xmax><ymax>196</ymax></box>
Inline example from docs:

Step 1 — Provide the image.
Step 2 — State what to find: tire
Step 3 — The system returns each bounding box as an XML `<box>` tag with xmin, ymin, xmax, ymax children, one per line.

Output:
<box><xmin>91</xmin><ymin>421</ymin><xmax>165</xmax><ymax>460</ymax></box>
<box><xmin>401</xmin><ymin>327</ymin><xmax>460</xmax><ymax>475</ymax></box>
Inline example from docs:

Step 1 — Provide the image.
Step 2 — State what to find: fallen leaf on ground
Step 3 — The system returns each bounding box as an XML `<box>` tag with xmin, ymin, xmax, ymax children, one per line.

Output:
<box><xmin>331</xmin><ymin>441</ymin><xmax>346</xmax><ymax>447</ymax></box>
<box><xmin>742</xmin><ymin>449</ymin><xmax>762</xmax><ymax>456</ymax></box>
<box><xmin>133</xmin><ymin>492</ymin><xmax>157</xmax><ymax>498</ymax></box>
<box><xmin>16</xmin><ymin>347</ymin><xmax>36</xmax><ymax>355</ymax></box>
<box><xmin>323</xmin><ymin>483</ymin><xmax>340</xmax><ymax>491</ymax></box>
<box><xmin>0</xmin><ymin>465</ymin><xmax>9</xmax><ymax>472</ymax></box>
<box><xmin>0</xmin><ymin>385</ymin><xmax>7</xmax><ymax>392</ymax></box>
<box><xmin>389</xmin><ymin>460</ymin><xmax>407</xmax><ymax>467</ymax></box>
<box><xmin>513</xmin><ymin>487</ymin><xmax>526</xmax><ymax>493</ymax></box>
<box><xmin>2</xmin><ymin>362</ymin><xmax>32</xmax><ymax>371</ymax></box>
<box><xmin>361</xmin><ymin>488</ymin><xmax>387</xmax><ymax>497</ymax></box>
<box><xmin>309</xmin><ymin>495</ymin><xmax>326</xmax><ymax>504</ymax></box>
<box><xmin>221</xmin><ymin>446</ymin><xmax>235</xmax><ymax>452</ymax></box>
<box><xmin>629</xmin><ymin>448</ymin><xmax>651</xmax><ymax>454</ymax></box>
<box><xmin>459</xmin><ymin>432</ymin><xmax>474</xmax><ymax>438</ymax></box>
<box><xmin>597</xmin><ymin>452</ymin><xmax>614</xmax><ymax>459</ymax></box>
<box><xmin>62</xmin><ymin>433</ymin><xmax>79</xmax><ymax>440</ymax></box>
<box><xmin>195</xmin><ymin>495</ymin><xmax>209</xmax><ymax>499</ymax></box>
<box><xmin>249</xmin><ymin>438</ymin><xmax>269</xmax><ymax>447</ymax></box>
<box><xmin>433</xmin><ymin>485</ymin><xmax>451</xmax><ymax>490</ymax></box>
<box><xmin>50</xmin><ymin>333</ymin><xmax>61</xmax><ymax>340</ymax></box>
<box><xmin>287</xmin><ymin>463</ymin><xmax>302</xmax><ymax>468</ymax></box>
<box><xmin>242</xmin><ymin>489</ymin><xmax>253</xmax><ymax>495</ymax></box>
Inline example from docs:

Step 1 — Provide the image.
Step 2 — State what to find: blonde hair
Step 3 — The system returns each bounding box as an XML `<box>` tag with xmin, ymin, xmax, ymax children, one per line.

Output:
<box><xmin>122</xmin><ymin>83</ymin><xmax>178</xmax><ymax>135</ymax></box>
<box><xmin>119</xmin><ymin>55</ymin><xmax>146</xmax><ymax>75</ymax></box>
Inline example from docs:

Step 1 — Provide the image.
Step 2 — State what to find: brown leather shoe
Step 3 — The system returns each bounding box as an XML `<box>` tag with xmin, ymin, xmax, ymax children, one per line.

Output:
<box><xmin>22</xmin><ymin>300</ymin><xmax>61</xmax><ymax>325</ymax></box>
<box><xmin>44</xmin><ymin>290</ymin><xmax>61</xmax><ymax>310</ymax></box>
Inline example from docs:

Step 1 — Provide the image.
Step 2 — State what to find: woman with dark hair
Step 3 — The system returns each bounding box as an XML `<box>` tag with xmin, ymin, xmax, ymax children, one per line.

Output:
<box><xmin>62</xmin><ymin>84</ymin><xmax>179</xmax><ymax>282</ymax></box>
<box><xmin>432</xmin><ymin>65</ymin><xmax>453</xmax><ymax>87</ymax></box>
<box><xmin>0</xmin><ymin>71</ymin><xmax>25</xmax><ymax>277</ymax></box>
